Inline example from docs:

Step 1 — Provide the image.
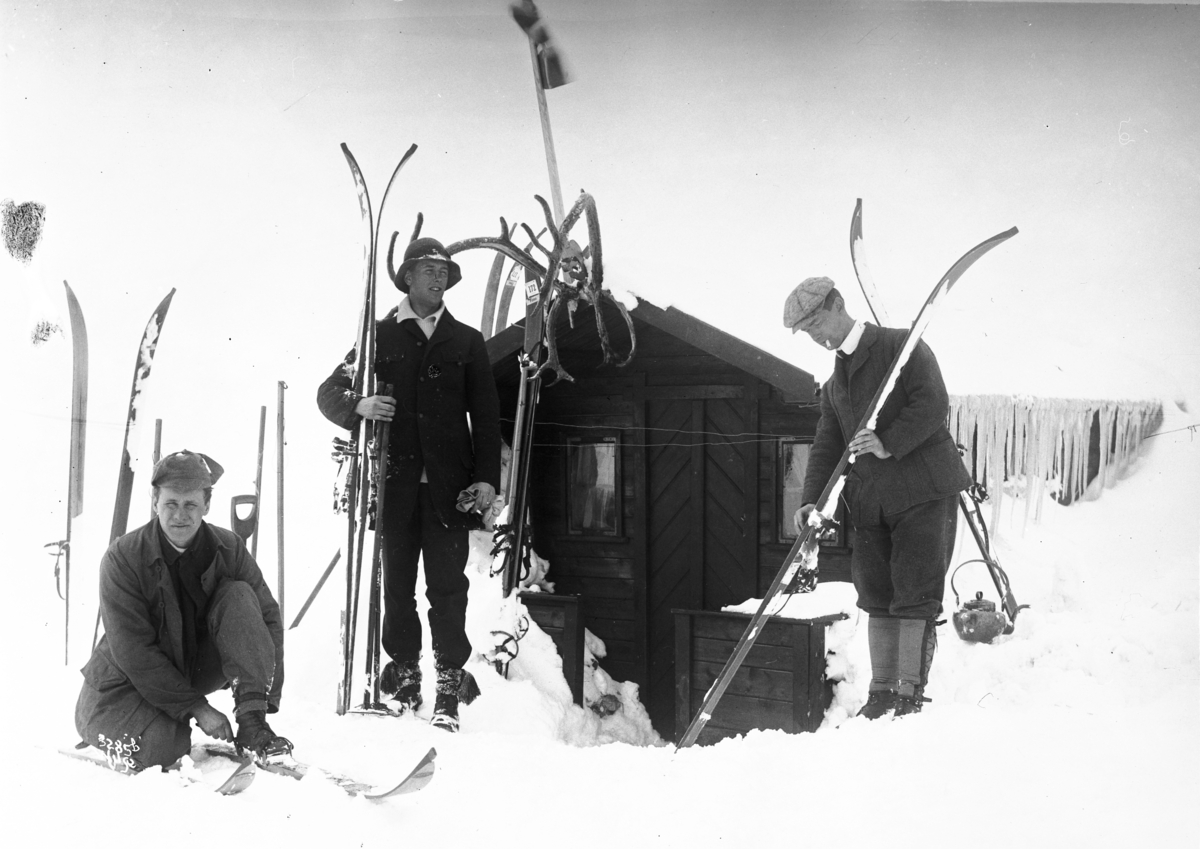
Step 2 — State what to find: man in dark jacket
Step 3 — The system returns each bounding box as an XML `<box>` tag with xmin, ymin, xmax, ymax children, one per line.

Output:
<box><xmin>317</xmin><ymin>237</ymin><xmax>502</xmax><ymax>732</ymax></box>
<box><xmin>75</xmin><ymin>450</ymin><xmax>289</xmax><ymax>772</ymax></box>
<box><xmin>784</xmin><ymin>276</ymin><xmax>971</xmax><ymax>719</ymax></box>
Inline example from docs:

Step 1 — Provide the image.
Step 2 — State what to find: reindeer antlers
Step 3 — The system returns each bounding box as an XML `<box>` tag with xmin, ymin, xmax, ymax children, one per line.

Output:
<box><xmin>439</xmin><ymin>190</ymin><xmax>635</xmax><ymax>384</ymax></box>
<box><xmin>447</xmin><ymin>217</ymin><xmax>547</xmax><ymax>278</ymax></box>
<box><xmin>386</xmin><ymin>213</ymin><xmax>427</xmax><ymax>286</ymax></box>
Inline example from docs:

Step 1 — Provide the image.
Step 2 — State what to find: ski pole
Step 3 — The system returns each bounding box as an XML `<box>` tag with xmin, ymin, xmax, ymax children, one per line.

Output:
<box><xmin>290</xmin><ymin>550</ymin><xmax>341</xmax><ymax>630</ymax></box>
<box><xmin>253</xmin><ymin>404</ymin><xmax>266</xmax><ymax>559</ymax></box>
<box><xmin>277</xmin><ymin>381</ymin><xmax>286</xmax><ymax>622</ymax></box>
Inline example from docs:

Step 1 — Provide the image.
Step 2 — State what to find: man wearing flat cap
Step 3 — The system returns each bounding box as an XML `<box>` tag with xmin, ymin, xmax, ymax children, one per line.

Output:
<box><xmin>74</xmin><ymin>450</ymin><xmax>290</xmax><ymax>772</ymax></box>
<box><xmin>318</xmin><ymin>236</ymin><xmax>501</xmax><ymax>732</ymax></box>
<box><xmin>784</xmin><ymin>276</ymin><xmax>971</xmax><ymax>720</ymax></box>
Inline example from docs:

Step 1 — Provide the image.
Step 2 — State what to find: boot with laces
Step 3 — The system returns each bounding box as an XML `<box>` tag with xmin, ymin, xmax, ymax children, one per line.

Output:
<box><xmin>235</xmin><ymin>708</ymin><xmax>292</xmax><ymax>760</ymax></box>
<box><xmin>380</xmin><ymin>659</ymin><xmax>423</xmax><ymax>714</ymax></box>
<box><xmin>858</xmin><ymin>690</ymin><xmax>899</xmax><ymax>720</ymax></box>
<box><xmin>429</xmin><ymin>667</ymin><xmax>481</xmax><ymax>733</ymax></box>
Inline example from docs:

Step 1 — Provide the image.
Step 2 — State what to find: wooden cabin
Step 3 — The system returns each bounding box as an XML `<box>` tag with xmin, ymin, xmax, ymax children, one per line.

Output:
<box><xmin>486</xmin><ymin>296</ymin><xmax>851</xmax><ymax>740</ymax></box>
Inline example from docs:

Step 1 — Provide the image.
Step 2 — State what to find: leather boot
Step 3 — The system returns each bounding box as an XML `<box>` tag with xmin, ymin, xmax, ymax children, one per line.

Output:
<box><xmin>430</xmin><ymin>668</ymin><xmax>481</xmax><ymax>733</ymax></box>
<box><xmin>380</xmin><ymin>659</ymin><xmax>423</xmax><ymax>713</ymax></box>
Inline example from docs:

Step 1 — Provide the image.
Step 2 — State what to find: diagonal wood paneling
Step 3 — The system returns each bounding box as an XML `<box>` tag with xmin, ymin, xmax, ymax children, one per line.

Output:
<box><xmin>646</xmin><ymin>399</ymin><xmax>701</xmax><ymax>735</ymax></box>
<box><xmin>703</xmin><ymin>396</ymin><xmax>755</xmax><ymax>611</ymax></box>
<box><xmin>644</xmin><ymin>389</ymin><xmax>760</xmax><ymax>739</ymax></box>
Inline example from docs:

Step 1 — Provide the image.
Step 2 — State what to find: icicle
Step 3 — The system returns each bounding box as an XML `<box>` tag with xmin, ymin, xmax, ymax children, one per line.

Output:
<box><xmin>947</xmin><ymin>395</ymin><xmax>1162</xmax><ymax>539</ymax></box>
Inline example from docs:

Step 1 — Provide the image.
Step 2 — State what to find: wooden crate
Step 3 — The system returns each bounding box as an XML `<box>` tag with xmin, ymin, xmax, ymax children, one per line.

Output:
<box><xmin>673</xmin><ymin>609</ymin><xmax>848</xmax><ymax>745</ymax></box>
<box><xmin>520</xmin><ymin>592</ymin><xmax>585</xmax><ymax>706</ymax></box>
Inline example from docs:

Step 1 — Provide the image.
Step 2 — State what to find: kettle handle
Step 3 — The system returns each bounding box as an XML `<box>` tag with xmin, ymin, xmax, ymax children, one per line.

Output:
<box><xmin>950</xmin><ymin>558</ymin><xmax>1012</xmax><ymax>609</ymax></box>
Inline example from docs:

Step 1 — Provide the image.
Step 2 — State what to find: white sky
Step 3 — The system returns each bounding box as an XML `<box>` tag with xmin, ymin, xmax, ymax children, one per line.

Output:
<box><xmin>2</xmin><ymin>0</ymin><xmax>1198</xmax><ymax>549</ymax></box>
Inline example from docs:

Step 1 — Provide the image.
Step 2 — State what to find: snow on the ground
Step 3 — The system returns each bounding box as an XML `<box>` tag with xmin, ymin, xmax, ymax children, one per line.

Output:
<box><xmin>2</xmin><ymin>344</ymin><xmax>1197</xmax><ymax>847</ymax></box>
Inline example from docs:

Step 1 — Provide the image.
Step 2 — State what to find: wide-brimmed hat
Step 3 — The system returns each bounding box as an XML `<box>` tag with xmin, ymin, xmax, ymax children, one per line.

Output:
<box><xmin>394</xmin><ymin>237</ymin><xmax>462</xmax><ymax>293</ymax></box>
<box><xmin>782</xmin><ymin>276</ymin><xmax>836</xmax><ymax>333</ymax></box>
<box><xmin>151</xmin><ymin>450</ymin><xmax>224</xmax><ymax>490</ymax></box>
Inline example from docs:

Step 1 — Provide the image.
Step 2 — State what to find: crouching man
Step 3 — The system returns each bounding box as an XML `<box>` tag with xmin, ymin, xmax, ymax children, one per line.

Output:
<box><xmin>74</xmin><ymin>450</ymin><xmax>291</xmax><ymax>772</ymax></box>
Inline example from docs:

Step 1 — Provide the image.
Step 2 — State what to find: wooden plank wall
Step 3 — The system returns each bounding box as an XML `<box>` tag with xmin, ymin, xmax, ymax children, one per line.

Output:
<box><xmin>527</xmin><ymin>379</ymin><xmax>642</xmax><ymax>685</ymax></box>
<box><xmin>674</xmin><ymin>609</ymin><xmax>846</xmax><ymax>745</ymax></box>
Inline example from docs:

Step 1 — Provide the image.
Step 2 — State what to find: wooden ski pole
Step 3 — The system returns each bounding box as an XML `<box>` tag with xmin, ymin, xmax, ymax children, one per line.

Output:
<box><xmin>276</xmin><ymin>381</ymin><xmax>287</xmax><ymax>624</ymax></box>
<box><xmin>150</xmin><ymin>419</ymin><xmax>162</xmax><ymax>521</ymax></box>
<box><xmin>290</xmin><ymin>550</ymin><xmax>341</xmax><ymax>631</ymax></box>
<box><xmin>519</xmin><ymin>17</ymin><xmax>564</xmax><ymax>224</ymax></box>
<box><xmin>252</xmin><ymin>404</ymin><xmax>266</xmax><ymax>559</ymax></box>
<box><xmin>363</xmin><ymin>382</ymin><xmax>394</xmax><ymax>708</ymax></box>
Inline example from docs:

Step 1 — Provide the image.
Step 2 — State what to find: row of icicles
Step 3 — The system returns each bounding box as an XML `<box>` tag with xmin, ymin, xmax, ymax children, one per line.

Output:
<box><xmin>949</xmin><ymin>394</ymin><xmax>1164</xmax><ymax>530</ymax></box>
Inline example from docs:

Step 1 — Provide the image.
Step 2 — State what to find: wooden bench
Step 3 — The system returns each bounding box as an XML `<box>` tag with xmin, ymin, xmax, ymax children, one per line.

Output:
<box><xmin>674</xmin><ymin>609</ymin><xmax>849</xmax><ymax>745</ymax></box>
<box><xmin>520</xmin><ymin>592</ymin><xmax>586</xmax><ymax>707</ymax></box>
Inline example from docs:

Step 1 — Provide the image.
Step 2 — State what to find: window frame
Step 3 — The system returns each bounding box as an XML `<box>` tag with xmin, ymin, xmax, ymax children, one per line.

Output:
<box><xmin>776</xmin><ymin>437</ymin><xmax>847</xmax><ymax>549</ymax></box>
<box><xmin>564</xmin><ymin>432</ymin><xmax>623</xmax><ymax>539</ymax></box>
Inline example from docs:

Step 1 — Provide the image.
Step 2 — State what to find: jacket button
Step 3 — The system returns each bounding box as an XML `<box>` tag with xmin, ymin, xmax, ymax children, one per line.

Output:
<box><xmin>409</xmin><ymin>454</ymin><xmax>416</xmax><ymax>460</ymax></box>
<box><xmin>417</xmin><ymin>341</ymin><xmax>423</xmax><ymax>347</ymax></box>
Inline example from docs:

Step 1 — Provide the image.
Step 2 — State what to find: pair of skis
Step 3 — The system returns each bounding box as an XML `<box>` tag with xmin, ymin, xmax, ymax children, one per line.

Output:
<box><xmin>60</xmin><ymin>742</ymin><xmax>256</xmax><ymax>795</ymax></box>
<box><xmin>61</xmin><ymin>742</ymin><xmax>436</xmax><ymax>799</ymax></box>
<box><xmin>336</xmin><ymin>143</ymin><xmax>417</xmax><ymax>715</ymax></box>
<box><xmin>199</xmin><ymin>743</ymin><xmax>437</xmax><ymax>799</ymax></box>
<box><xmin>675</xmin><ymin>208</ymin><xmax>1019</xmax><ymax>749</ymax></box>
<box><xmin>849</xmin><ymin>200</ymin><xmax>1026</xmax><ymax>632</ymax></box>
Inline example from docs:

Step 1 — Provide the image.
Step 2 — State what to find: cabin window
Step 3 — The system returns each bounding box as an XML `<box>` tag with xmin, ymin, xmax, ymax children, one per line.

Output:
<box><xmin>777</xmin><ymin>439</ymin><xmax>844</xmax><ymax>546</ymax></box>
<box><xmin>566</xmin><ymin>435</ymin><xmax>620</xmax><ymax>536</ymax></box>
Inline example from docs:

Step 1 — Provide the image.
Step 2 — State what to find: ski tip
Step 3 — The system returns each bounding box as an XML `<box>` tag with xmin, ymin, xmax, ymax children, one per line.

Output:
<box><xmin>364</xmin><ymin>746</ymin><xmax>437</xmax><ymax>801</ymax></box>
<box><xmin>216</xmin><ymin>759</ymin><xmax>257</xmax><ymax>795</ymax></box>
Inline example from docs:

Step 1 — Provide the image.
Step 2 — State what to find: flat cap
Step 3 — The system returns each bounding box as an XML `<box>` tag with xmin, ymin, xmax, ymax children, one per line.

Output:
<box><xmin>151</xmin><ymin>450</ymin><xmax>224</xmax><ymax>490</ymax></box>
<box><xmin>782</xmin><ymin>276</ymin><xmax>835</xmax><ymax>333</ymax></box>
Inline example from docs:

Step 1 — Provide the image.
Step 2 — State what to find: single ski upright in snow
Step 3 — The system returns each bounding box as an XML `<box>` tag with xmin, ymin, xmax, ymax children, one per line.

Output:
<box><xmin>92</xmin><ymin>288</ymin><xmax>176</xmax><ymax>652</ymax></box>
<box><xmin>60</xmin><ymin>280</ymin><xmax>88</xmax><ymax>665</ymax></box>
<box><xmin>849</xmin><ymin>199</ymin><xmax>1025</xmax><ymax>632</ymax></box>
<box><xmin>107</xmin><ymin>288</ymin><xmax>176</xmax><ymax>543</ymax></box>
<box><xmin>676</xmin><ymin>223</ymin><xmax>1018</xmax><ymax>750</ymax></box>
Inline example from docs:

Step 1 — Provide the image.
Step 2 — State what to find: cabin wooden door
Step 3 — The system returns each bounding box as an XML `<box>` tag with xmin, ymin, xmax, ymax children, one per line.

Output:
<box><xmin>642</xmin><ymin>387</ymin><xmax>758</xmax><ymax>739</ymax></box>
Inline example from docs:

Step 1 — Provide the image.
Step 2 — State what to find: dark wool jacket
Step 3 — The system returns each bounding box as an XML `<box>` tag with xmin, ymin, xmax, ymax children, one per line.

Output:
<box><xmin>801</xmin><ymin>323</ymin><xmax>972</xmax><ymax>518</ymax></box>
<box><xmin>317</xmin><ymin>306</ymin><xmax>503</xmax><ymax>530</ymax></box>
<box><xmin>77</xmin><ymin>520</ymin><xmax>284</xmax><ymax>735</ymax></box>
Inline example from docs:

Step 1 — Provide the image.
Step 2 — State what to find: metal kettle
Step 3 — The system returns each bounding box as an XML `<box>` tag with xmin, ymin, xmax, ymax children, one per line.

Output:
<box><xmin>950</xmin><ymin>562</ymin><xmax>1010</xmax><ymax>643</ymax></box>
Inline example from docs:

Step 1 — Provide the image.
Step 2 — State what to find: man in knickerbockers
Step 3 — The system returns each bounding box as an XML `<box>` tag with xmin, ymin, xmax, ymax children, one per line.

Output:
<box><xmin>784</xmin><ymin>276</ymin><xmax>971</xmax><ymax>718</ymax></box>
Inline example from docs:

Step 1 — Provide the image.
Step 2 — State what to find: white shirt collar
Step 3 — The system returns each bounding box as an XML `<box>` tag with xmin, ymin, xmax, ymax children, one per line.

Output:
<box><xmin>839</xmin><ymin>319</ymin><xmax>866</xmax><ymax>356</ymax></box>
<box><xmin>395</xmin><ymin>297</ymin><xmax>445</xmax><ymax>338</ymax></box>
